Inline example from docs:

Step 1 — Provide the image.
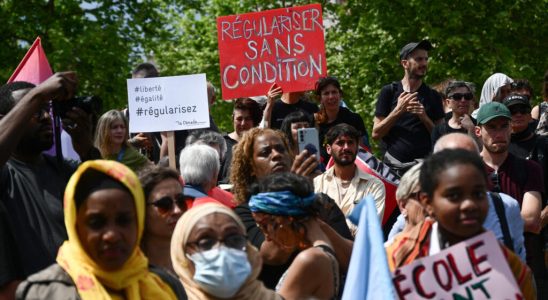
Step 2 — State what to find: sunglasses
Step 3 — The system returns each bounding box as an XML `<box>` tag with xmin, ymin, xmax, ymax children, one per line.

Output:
<box><xmin>449</xmin><ymin>93</ymin><xmax>473</xmax><ymax>101</ymax></box>
<box><xmin>509</xmin><ymin>106</ymin><xmax>531</xmax><ymax>115</ymax></box>
<box><xmin>148</xmin><ymin>193</ymin><xmax>187</xmax><ymax>214</ymax></box>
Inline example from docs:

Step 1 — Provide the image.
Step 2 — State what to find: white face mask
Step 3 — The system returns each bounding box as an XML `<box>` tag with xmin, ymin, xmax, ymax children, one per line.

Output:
<box><xmin>187</xmin><ymin>246</ymin><xmax>252</xmax><ymax>298</ymax></box>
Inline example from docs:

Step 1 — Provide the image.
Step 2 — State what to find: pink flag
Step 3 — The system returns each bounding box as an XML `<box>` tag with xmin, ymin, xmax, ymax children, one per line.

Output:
<box><xmin>8</xmin><ymin>37</ymin><xmax>53</xmax><ymax>84</ymax></box>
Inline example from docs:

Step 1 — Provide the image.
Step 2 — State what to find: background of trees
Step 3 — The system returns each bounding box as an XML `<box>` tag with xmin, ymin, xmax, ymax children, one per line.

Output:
<box><xmin>1</xmin><ymin>0</ymin><xmax>547</xmax><ymax>151</ymax></box>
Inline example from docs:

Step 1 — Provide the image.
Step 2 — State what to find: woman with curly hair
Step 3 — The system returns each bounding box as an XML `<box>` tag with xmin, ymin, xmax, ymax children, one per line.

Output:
<box><xmin>249</xmin><ymin>172</ymin><xmax>339</xmax><ymax>299</ymax></box>
<box><xmin>230</xmin><ymin>127</ymin><xmax>352</xmax><ymax>289</ymax></box>
<box><xmin>229</xmin><ymin>127</ymin><xmax>316</xmax><ymax>204</ymax></box>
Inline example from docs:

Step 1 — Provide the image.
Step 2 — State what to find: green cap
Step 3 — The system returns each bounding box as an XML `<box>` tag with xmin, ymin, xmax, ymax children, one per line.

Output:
<box><xmin>476</xmin><ymin>102</ymin><xmax>512</xmax><ymax>125</ymax></box>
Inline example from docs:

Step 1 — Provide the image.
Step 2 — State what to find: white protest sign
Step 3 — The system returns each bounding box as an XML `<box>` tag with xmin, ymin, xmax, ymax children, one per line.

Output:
<box><xmin>126</xmin><ymin>74</ymin><xmax>210</xmax><ymax>133</ymax></box>
<box><xmin>392</xmin><ymin>231</ymin><xmax>523</xmax><ymax>300</ymax></box>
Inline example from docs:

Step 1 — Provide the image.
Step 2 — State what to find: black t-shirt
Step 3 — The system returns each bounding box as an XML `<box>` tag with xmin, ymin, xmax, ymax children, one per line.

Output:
<box><xmin>318</xmin><ymin>107</ymin><xmax>368</xmax><ymax>163</ymax></box>
<box><xmin>431</xmin><ymin>117</ymin><xmax>477</xmax><ymax>147</ymax></box>
<box><xmin>375</xmin><ymin>81</ymin><xmax>444</xmax><ymax>162</ymax></box>
<box><xmin>270</xmin><ymin>99</ymin><xmax>318</xmax><ymax>130</ymax></box>
<box><xmin>219</xmin><ymin>134</ymin><xmax>238</xmax><ymax>184</ymax></box>
<box><xmin>234</xmin><ymin>195</ymin><xmax>352</xmax><ymax>289</ymax></box>
<box><xmin>0</xmin><ymin>155</ymin><xmax>75</xmax><ymax>285</ymax></box>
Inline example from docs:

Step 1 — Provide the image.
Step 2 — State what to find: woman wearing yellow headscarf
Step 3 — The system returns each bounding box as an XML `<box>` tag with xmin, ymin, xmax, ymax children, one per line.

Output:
<box><xmin>16</xmin><ymin>160</ymin><xmax>186</xmax><ymax>299</ymax></box>
<box><xmin>171</xmin><ymin>203</ymin><xmax>280</xmax><ymax>300</ymax></box>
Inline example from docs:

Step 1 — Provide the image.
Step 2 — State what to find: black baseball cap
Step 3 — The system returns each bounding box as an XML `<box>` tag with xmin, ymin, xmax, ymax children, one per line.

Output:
<box><xmin>399</xmin><ymin>40</ymin><xmax>433</xmax><ymax>60</ymax></box>
<box><xmin>503</xmin><ymin>94</ymin><xmax>531</xmax><ymax>109</ymax></box>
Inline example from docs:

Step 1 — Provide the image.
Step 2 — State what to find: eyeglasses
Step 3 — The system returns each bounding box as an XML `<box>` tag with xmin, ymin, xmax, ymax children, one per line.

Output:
<box><xmin>449</xmin><ymin>93</ymin><xmax>473</xmax><ymax>101</ymax></box>
<box><xmin>509</xmin><ymin>106</ymin><xmax>531</xmax><ymax>115</ymax></box>
<box><xmin>147</xmin><ymin>193</ymin><xmax>187</xmax><ymax>214</ymax></box>
<box><xmin>187</xmin><ymin>234</ymin><xmax>247</xmax><ymax>252</ymax></box>
<box><xmin>489</xmin><ymin>172</ymin><xmax>501</xmax><ymax>193</ymax></box>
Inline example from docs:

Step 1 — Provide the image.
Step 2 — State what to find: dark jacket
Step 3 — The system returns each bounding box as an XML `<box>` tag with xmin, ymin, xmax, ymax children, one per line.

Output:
<box><xmin>16</xmin><ymin>263</ymin><xmax>187</xmax><ymax>300</ymax></box>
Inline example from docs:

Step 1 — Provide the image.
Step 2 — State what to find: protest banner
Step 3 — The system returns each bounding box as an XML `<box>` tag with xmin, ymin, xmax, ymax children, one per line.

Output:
<box><xmin>217</xmin><ymin>3</ymin><xmax>327</xmax><ymax>99</ymax></box>
<box><xmin>391</xmin><ymin>231</ymin><xmax>523</xmax><ymax>300</ymax></box>
<box><xmin>126</xmin><ymin>74</ymin><xmax>210</xmax><ymax>133</ymax></box>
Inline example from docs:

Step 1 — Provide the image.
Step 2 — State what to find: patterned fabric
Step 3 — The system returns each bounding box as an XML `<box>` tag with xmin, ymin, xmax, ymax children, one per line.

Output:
<box><xmin>385</xmin><ymin>219</ymin><xmax>536</xmax><ymax>299</ymax></box>
<box><xmin>249</xmin><ymin>191</ymin><xmax>316</xmax><ymax>216</ymax></box>
<box><xmin>170</xmin><ymin>203</ymin><xmax>280</xmax><ymax>300</ymax></box>
<box><xmin>56</xmin><ymin>160</ymin><xmax>177</xmax><ymax>300</ymax></box>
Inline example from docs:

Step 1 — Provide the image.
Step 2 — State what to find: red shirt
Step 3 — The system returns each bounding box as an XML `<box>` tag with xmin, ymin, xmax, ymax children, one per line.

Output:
<box><xmin>484</xmin><ymin>153</ymin><xmax>544</xmax><ymax>206</ymax></box>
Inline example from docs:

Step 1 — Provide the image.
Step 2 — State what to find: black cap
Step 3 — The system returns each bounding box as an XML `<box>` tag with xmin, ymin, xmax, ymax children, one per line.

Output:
<box><xmin>503</xmin><ymin>94</ymin><xmax>531</xmax><ymax>109</ymax></box>
<box><xmin>399</xmin><ymin>40</ymin><xmax>433</xmax><ymax>60</ymax></box>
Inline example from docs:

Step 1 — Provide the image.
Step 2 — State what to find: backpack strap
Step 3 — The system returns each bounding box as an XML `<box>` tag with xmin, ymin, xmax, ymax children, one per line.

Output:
<box><xmin>490</xmin><ymin>192</ymin><xmax>514</xmax><ymax>251</ymax></box>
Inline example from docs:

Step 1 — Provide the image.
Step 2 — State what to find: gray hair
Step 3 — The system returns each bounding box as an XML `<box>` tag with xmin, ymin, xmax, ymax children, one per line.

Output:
<box><xmin>185</xmin><ymin>130</ymin><xmax>227</xmax><ymax>161</ymax></box>
<box><xmin>179</xmin><ymin>144</ymin><xmax>220</xmax><ymax>187</ymax></box>
<box><xmin>395</xmin><ymin>162</ymin><xmax>422</xmax><ymax>204</ymax></box>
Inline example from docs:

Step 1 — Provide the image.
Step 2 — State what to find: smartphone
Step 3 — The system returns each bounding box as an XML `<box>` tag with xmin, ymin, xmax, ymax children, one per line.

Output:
<box><xmin>297</xmin><ymin>128</ymin><xmax>320</xmax><ymax>161</ymax></box>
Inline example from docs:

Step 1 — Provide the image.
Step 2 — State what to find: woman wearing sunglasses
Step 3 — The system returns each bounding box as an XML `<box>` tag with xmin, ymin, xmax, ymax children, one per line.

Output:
<box><xmin>139</xmin><ymin>165</ymin><xmax>186</xmax><ymax>276</ymax></box>
<box><xmin>16</xmin><ymin>160</ymin><xmax>185</xmax><ymax>299</ymax></box>
<box><xmin>431</xmin><ymin>80</ymin><xmax>477</xmax><ymax>146</ymax></box>
<box><xmin>249</xmin><ymin>172</ymin><xmax>339</xmax><ymax>300</ymax></box>
<box><xmin>171</xmin><ymin>203</ymin><xmax>280</xmax><ymax>300</ymax></box>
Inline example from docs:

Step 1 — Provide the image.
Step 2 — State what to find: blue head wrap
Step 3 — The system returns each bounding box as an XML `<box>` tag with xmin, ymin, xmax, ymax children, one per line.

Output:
<box><xmin>249</xmin><ymin>190</ymin><xmax>316</xmax><ymax>216</ymax></box>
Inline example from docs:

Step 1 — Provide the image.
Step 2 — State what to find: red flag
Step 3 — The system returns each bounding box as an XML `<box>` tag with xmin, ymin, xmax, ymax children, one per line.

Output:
<box><xmin>326</xmin><ymin>148</ymin><xmax>400</xmax><ymax>226</ymax></box>
<box><xmin>8</xmin><ymin>37</ymin><xmax>53</xmax><ymax>84</ymax></box>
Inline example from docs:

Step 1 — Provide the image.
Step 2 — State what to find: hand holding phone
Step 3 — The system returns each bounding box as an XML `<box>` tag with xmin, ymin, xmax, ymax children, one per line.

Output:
<box><xmin>297</xmin><ymin>128</ymin><xmax>320</xmax><ymax>162</ymax></box>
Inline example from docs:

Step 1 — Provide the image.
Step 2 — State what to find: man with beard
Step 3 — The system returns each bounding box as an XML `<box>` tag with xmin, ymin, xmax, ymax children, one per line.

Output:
<box><xmin>0</xmin><ymin>72</ymin><xmax>99</xmax><ymax>298</ymax></box>
<box><xmin>372</xmin><ymin>40</ymin><xmax>444</xmax><ymax>177</ymax></box>
<box><xmin>314</xmin><ymin>123</ymin><xmax>385</xmax><ymax>235</ymax></box>
<box><xmin>475</xmin><ymin>102</ymin><xmax>543</xmax><ymax>233</ymax></box>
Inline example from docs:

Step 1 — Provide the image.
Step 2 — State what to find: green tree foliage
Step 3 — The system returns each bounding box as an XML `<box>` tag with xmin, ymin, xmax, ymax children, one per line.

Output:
<box><xmin>326</xmin><ymin>0</ymin><xmax>548</xmax><ymax>147</ymax></box>
<box><xmin>2</xmin><ymin>0</ymin><xmax>546</xmax><ymax>143</ymax></box>
<box><xmin>0</xmin><ymin>0</ymin><xmax>179</xmax><ymax>109</ymax></box>
<box><xmin>150</xmin><ymin>0</ymin><xmax>319</xmax><ymax>132</ymax></box>
<box><xmin>150</xmin><ymin>0</ymin><xmax>547</xmax><ymax>139</ymax></box>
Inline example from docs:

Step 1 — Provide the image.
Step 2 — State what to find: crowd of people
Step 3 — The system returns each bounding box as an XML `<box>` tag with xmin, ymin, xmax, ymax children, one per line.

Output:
<box><xmin>0</xmin><ymin>39</ymin><xmax>547</xmax><ymax>300</ymax></box>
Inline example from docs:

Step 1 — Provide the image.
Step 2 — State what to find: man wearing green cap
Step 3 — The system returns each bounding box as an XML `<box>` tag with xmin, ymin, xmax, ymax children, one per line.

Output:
<box><xmin>475</xmin><ymin>101</ymin><xmax>543</xmax><ymax>234</ymax></box>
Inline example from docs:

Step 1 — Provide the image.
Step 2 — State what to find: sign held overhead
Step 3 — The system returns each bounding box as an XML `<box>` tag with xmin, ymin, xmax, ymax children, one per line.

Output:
<box><xmin>217</xmin><ymin>4</ymin><xmax>327</xmax><ymax>99</ymax></box>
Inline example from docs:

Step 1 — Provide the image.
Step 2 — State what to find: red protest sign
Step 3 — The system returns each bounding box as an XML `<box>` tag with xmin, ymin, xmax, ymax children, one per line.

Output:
<box><xmin>217</xmin><ymin>4</ymin><xmax>327</xmax><ymax>100</ymax></box>
<box><xmin>392</xmin><ymin>231</ymin><xmax>523</xmax><ymax>300</ymax></box>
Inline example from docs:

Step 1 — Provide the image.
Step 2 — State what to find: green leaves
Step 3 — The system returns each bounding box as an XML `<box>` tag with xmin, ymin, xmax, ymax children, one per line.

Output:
<box><xmin>2</xmin><ymin>0</ymin><xmax>546</xmax><ymax>142</ymax></box>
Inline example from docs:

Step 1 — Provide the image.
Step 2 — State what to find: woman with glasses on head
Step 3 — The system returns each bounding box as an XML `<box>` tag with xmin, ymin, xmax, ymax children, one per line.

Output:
<box><xmin>171</xmin><ymin>203</ymin><xmax>280</xmax><ymax>300</ymax></box>
<box><xmin>16</xmin><ymin>160</ymin><xmax>186</xmax><ymax>299</ymax></box>
<box><xmin>230</xmin><ymin>127</ymin><xmax>351</xmax><ymax>289</ymax></box>
<box><xmin>249</xmin><ymin>172</ymin><xmax>339</xmax><ymax>300</ymax></box>
<box><xmin>431</xmin><ymin>81</ymin><xmax>477</xmax><ymax>146</ymax></box>
<box><xmin>139</xmin><ymin>165</ymin><xmax>187</xmax><ymax>277</ymax></box>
